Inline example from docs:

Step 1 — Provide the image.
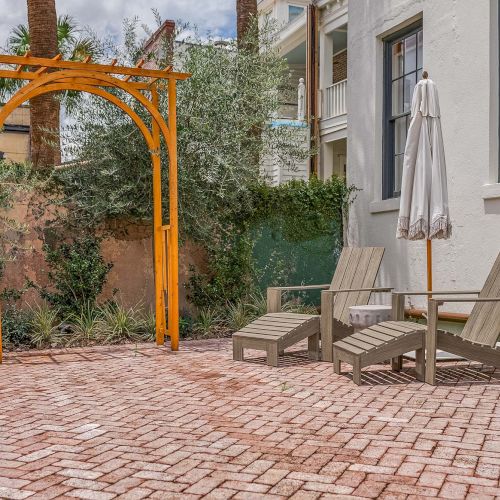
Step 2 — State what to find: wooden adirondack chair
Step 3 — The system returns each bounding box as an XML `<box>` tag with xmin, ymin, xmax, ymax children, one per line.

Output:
<box><xmin>232</xmin><ymin>247</ymin><xmax>389</xmax><ymax>366</ymax></box>
<box><xmin>333</xmin><ymin>252</ymin><xmax>500</xmax><ymax>385</ymax></box>
<box><xmin>318</xmin><ymin>247</ymin><xmax>389</xmax><ymax>361</ymax></box>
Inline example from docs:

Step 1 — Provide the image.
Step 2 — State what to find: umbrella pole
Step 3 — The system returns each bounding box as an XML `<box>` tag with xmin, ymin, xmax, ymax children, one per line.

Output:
<box><xmin>427</xmin><ymin>239</ymin><xmax>432</xmax><ymax>294</ymax></box>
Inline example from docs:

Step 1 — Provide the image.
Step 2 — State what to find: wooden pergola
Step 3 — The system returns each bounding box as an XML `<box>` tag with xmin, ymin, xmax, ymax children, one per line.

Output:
<box><xmin>0</xmin><ymin>53</ymin><xmax>190</xmax><ymax>362</ymax></box>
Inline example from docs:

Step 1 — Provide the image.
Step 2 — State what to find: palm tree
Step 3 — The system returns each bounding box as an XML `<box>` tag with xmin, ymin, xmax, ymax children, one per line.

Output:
<box><xmin>26</xmin><ymin>0</ymin><xmax>60</xmax><ymax>169</ymax></box>
<box><xmin>237</xmin><ymin>0</ymin><xmax>257</xmax><ymax>50</ymax></box>
<box><xmin>0</xmin><ymin>6</ymin><xmax>96</xmax><ymax>168</ymax></box>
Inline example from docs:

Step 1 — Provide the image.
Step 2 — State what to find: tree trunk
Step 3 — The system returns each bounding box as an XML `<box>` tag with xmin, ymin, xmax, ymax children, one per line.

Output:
<box><xmin>237</xmin><ymin>0</ymin><xmax>257</xmax><ymax>50</ymax></box>
<box><xmin>27</xmin><ymin>0</ymin><xmax>61</xmax><ymax>169</ymax></box>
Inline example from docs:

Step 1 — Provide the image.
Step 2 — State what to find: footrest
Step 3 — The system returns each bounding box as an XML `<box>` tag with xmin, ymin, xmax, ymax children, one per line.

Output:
<box><xmin>233</xmin><ymin>313</ymin><xmax>320</xmax><ymax>366</ymax></box>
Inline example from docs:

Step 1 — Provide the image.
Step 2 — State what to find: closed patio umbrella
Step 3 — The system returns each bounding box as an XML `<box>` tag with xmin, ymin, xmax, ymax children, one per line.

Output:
<box><xmin>396</xmin><ymin>71</ymin><xmax>451</xmax><ymax>291</ymax></box>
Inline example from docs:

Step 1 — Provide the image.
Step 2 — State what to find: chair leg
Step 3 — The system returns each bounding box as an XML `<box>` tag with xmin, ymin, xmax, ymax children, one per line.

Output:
<box><xmin>415</xmin><ymin>347</ymin><xmax>425</xmax><ymax>382</ymax></box>
<box><xmin>425</xmin><ymin>300</ymin><xmax>439</xmax><ymax>385</ymax></box>
<box><xmin>352</xmin><ymin>357</ymin><xmax>362</xmax><ymax>385</ymax></box>
<box><xmin>308</xmin><ymin>332</ymin><xmax>320</xmax><ymax>360</ymax></box>
<box><xmin>266</xmin><ymin>344</ymin><xmax>279</xmax><ymax>367</ymax></box>
<box><xmin>332</xmin><ymin>348</ymin><xmax>341</xmax><ymax>375</ymax></box>
<box><xmin>233</xmin><ymin>339</ymin><xmax>244</xmax><ymax>361</ymax></box>
<box><xmin>391</xmin><ymin>356</ymin><xmax>403</xmax><ymax>372</ymax></box>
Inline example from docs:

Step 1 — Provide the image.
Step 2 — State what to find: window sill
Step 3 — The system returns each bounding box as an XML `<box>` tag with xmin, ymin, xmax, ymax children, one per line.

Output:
<box><xmin>482</xmin><ymin>183</ymin><xmax>500</xmax><ymax>200</ymax></box>
<box><xmin>369</xmin><ymin>198</ymin><xmax>400</xmax><ymax>214</ymax></box>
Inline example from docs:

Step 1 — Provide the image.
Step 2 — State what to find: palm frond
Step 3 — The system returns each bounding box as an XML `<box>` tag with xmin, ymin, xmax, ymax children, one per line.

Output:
<box><xmin>7</xmin><ymin>24</ymin><xmax>30</xmax><ymax>55</ymax></box>
<box><xmin>57</xmin><ymin>14</ymin><xmax>78</xmax><ymax>44</ymax></box>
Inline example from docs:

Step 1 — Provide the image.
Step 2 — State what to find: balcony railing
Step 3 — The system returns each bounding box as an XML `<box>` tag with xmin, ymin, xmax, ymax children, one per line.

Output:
<box><xmin>324</xmin><ymin>79</ymin><xmax>347</xmax><ymax>119</ymax></box>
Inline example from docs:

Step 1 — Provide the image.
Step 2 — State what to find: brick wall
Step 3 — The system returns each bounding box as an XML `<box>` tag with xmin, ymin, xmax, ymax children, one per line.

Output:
<box><xmin>332</xmin><ymin>49</ymin><xmax>347</xmax><ymax>83</ymax></box>
<box><xmin>143</xmin><ymin>20</ymin><xmax>176</xmax><ymax>69</ymax></box>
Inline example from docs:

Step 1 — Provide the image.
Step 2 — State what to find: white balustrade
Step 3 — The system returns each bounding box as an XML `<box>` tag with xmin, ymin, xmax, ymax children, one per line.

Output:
<box><xmin>324</xmin><ymin>79</ymin><xmax>347</xmax><ymax>119</ymax></box>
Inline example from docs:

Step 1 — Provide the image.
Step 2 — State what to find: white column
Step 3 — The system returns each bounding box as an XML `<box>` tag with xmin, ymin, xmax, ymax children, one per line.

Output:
<box><xmin>319</xmin><ymin>30</ymin><xmax>334</xmax><ymax>95</ymax></box>
<box><xmin>297</xmin><ymin>78</ymin><xmax>306</xmax><ymax>121</ymax></box>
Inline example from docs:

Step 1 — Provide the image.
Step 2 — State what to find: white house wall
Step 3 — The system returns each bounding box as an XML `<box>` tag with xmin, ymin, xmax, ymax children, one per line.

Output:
<box><xmin>347</xmin><ymin>0</ymin><xmax>500</xmax><ymax>310</ymax></box>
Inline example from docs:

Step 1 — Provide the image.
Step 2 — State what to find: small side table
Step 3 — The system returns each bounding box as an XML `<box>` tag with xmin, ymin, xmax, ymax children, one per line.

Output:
<box><xmin>349</xmin><ymin>305</ymin><xmax>392</xmax><ymax>333</ymax></box>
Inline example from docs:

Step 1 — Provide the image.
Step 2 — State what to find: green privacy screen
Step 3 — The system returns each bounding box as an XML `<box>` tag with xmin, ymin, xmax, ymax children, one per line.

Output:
<box><xmin>250</xmin><ymin>217</ymin><xmax>343</xmax><ymax>305</ymax></box>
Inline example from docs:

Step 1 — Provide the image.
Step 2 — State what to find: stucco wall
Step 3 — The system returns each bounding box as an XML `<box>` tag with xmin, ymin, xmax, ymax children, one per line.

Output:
<box><xmin>2</xmin><ymin>192</ymin><xmax>205</xmax><ymax>316</ymax></box>
<box><xmin>347</xmin><ymin>0</ymin><xmax>500</xmax><ymax>310</ymax></box>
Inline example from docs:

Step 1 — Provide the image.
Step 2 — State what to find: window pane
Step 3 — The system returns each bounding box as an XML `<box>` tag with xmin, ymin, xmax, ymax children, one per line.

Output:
<box><xmin>392</xmin><ymin>78</ymin><xmax>404</xmax><ymax>116</ymax></box>
<box><xmin>289</xmin><ymin>5</ymin><xmax>304</xmax><ymax>22</ymax></box>
<box><xmin>404</xmin><ymin>34</ymin><xmax>417</xmax><ymax>74</ymax></box>
<box><xmin>392</xmin><ymin>41</ymin><xmax>404</xmax><ymax>79</ymax></box>
<box><xmin>394</xmin><ymin>154</ymin><xmax>404</xmax><ymax>196</ymax></box>
<box><xmin>417</xmin><ymin>68</ymin><xmax>423</xmax><ymax>82</ymax></box>
<box><xmin>417</xmin><ymin>30</ymin><xmax>423</xmax><ymax>69</ymax></box>
<box><xmin>404</xmin><ymin>72</ymin><xmax>416</xmax><ymax>112</ymax></box>
<box><xmin>395</xmin><ymin>117</ymin><xmax>407</xmax><ymax>155</ymax></box>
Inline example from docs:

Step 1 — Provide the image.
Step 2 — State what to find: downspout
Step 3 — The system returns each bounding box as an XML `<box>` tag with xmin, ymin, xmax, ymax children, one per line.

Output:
<box><xmin>306</xmin><ymin>2</ymin><xmax>319</xmax><ymax>177</ymax></box>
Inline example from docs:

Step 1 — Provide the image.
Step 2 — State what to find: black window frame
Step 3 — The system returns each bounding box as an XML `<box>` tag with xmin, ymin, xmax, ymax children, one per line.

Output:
<box><xmin>383</xmin><ymin>21</ymin><xmax>423</xmax><ymax>199</ymax></box>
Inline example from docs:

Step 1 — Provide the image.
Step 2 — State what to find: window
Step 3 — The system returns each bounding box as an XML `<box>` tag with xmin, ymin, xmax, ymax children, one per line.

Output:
<box><xmin>288</xmin><ymin>5</ymin><xmax>304</xmax><ymax>23</ymax></box>
<box><xmin>383</xmin><ymin>23</ymin><xmax>423</xmax><ymax>199</ymax></box>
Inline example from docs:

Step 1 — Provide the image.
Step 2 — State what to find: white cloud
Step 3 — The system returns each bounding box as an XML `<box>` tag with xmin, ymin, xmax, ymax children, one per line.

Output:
<box><xmin>0</xmin><ymin>0</ymin><xmax>236</xmax><ymax>49</ymax></box>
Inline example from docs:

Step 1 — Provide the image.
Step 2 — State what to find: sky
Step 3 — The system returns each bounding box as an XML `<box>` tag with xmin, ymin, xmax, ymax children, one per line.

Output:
<box><xmin>0</xmin><ymin>0</ymin><xmax>236</xmax><ymax>48</ymax></box>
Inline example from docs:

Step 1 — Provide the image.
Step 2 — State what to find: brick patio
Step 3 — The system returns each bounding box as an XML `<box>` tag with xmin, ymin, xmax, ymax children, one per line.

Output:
<box><xmin>1</xmin><ymin>340</ymin><xmax>499</xmax><ymax>499</ymax></box>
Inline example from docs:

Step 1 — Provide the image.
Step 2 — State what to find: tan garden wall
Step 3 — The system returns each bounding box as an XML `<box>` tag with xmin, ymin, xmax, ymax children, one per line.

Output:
<box><xmin>2</xmin><ymin>190</ymin><xmax>206</xmax><ymax>315</ymax></box>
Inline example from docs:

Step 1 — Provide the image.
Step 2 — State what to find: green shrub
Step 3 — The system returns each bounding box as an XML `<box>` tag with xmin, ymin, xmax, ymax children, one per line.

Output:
<box><xmin>192</xmin><ymin>307</ymin><xmax>225</xmax><ymax>337</ymax></box>
<box><xmin>1</xmin><ymin>306</ymin><xmax>32</xmax><ymax>347</ymax></box>
<box><xmin>136</xmin><ymin>309</ymin><xmax>156</xmax><ymax>341</ymax></box>
<box><xmin>95</xmin><ymin>302</ymin><xmax>143</xmax><ymax>343</ymax></box>
<box><xmin>40</xmin><ymin>236</ymin><xmax>112</xmax><ymax>316</ymax></box>
<box><xmin>66</xmin><ymin>301</ymin><xmax>102</xmax><ymax>346</ymax></box>
<box><xmin>29</xmin><ymin>304</ymin><xmax>62</xmax><ymax>349</ymax></box>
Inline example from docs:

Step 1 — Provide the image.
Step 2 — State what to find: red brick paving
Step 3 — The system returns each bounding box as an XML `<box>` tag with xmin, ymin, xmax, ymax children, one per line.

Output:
<box><xmin>1</xmin><ymin>340</ymin><xmax>499</xmax><ymax>499</ymax></box>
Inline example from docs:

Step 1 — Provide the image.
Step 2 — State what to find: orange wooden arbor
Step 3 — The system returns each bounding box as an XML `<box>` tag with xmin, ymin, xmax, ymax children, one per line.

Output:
<box><xmin>0</xmin><ymin>53</ymin><xmax>190</xmax><ymax>362</ymax></box>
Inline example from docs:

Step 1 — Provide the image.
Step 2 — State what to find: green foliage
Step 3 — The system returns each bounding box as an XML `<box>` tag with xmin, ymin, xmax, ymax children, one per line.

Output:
<box><xmin>250</xmin><ymin>176</ymin><xmax>353</xmax><ymax>241</ymax></box>
<box><xmin>0</xmin><ymin>15</ymin><xmax>99</xmax><ymax>101</ymax></box>
<box><xmin>66</xmin><ymin>301</ymin><xmax>101</xmax><ymax>346</ymax></box>
<box><xmin>192</xmin><ymin>307</ymin><xmax>224</xmax><ymax>337</ymax></box>
<box><xmin>187</xmin><ymin>176</ymin><xmax>354</xmax><ymax>309</ymax></box>
<box><xmin>95</xmin><ymin>302</ymin><xmax>145</xmax><ymax>344</ymax></box>
<box><xmin>50</xmin><ymin>19</ymin><xmax>308</xmax><ymax>234</ymax></box>
<box><xmin>28</xmin><ymin>304</ymin><xmax>61</xmax><ymax>349</ymax></box>
<box><xmin>39</xmin><ymin>236</ymin><xmax>112</xmax><ymax>316</ymax></box>
<box><xmin>0</xmin><ymin>161</ymin><xmax>34</xmax><ymax>280</ymax></box>
<box><xmin>1</xmin><ymin>306</ymin><xmax>32</xmax><ymax>347</ymax></box>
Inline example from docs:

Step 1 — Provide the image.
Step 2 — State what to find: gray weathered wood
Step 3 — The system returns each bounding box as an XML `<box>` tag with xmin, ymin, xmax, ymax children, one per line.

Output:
<box><xmin>332</xmin><ymin>252</ymin><xmax>500</xmax><ymax>386</ymax></box>
<box><xmin>267</xmin><ymin>288</ymin><xmax>282</xmax><ymax>313</ymax></box>
<box><xmin>238</xmin><ymin>247</ymin><xmax>386</xmax><ymax>367</ymax></box>
<box><xmin>332</xmin><ymin>321</ymin><xmax>426</xmax><ymax>385</ymax></box>
<box><xmin>425</xmin><ymin>299</ymin><xmax>439</xmax><ymax>385</ymax></box>
<box><xmin>233</xmin><ymin>313</ymin><xmax>319</xmax><ymax>366</ymax></box>
<box><xmin>460</xmin><ymin>252</ymin><xmax>500</xmax><ymax>346</ymax></box>
<box><xmin>320</xmin><ymin>289</ymin><xmax>335</xmax><ymax>362</ymax></box>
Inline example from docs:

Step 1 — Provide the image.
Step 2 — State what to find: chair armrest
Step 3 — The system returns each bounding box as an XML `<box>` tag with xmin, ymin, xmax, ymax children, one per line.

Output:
<box><xmin>432</xmin><ymin>297</ymin><xmax>500</xmax><ymax>304</ymax></box>
<box><xmin>393</xmin><ymin>290</ymin><xmax>481</xmax><ymax>296</ymax></box>
<box><xmin>328</xmin><ymin>287</ymin><xmax>393</xmax><ymax>294</ymax></box>
<box><xmin>268</xmin><ymin>284</ymin><xmax>330</xmax><ymax>291</ymax></box>
<box><xmin>267</xmin><ymin>284</ymin><xmax>330</xmax><ymax>313</ymax></box>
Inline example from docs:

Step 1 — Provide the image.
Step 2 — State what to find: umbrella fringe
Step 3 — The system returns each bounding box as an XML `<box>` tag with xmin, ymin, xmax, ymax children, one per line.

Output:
<box><xmin>396</xmin><ymin>216</ymin><xmax>410</xmax><ymax>239</ymax></box>
<box><xmin>429</xmin><ymin>215</ymin><xmax>452</xmax><ymax>240</ymax></box>
<box><xmin>397</xmin><ymin>215</ymin><xmax>452</xmax><ymax>240</ymax></box>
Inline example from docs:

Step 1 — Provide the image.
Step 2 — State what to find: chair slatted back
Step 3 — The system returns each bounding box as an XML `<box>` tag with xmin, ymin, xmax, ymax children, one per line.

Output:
<box><xmin>461</xmin><ymin>252</ymin><xmax>500</xmax><ymax>347</ymax></box>
<box><xmin>330</xmin><ymin>247</ymin><xmax>385</xmax><ymax>325</ymax></box>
